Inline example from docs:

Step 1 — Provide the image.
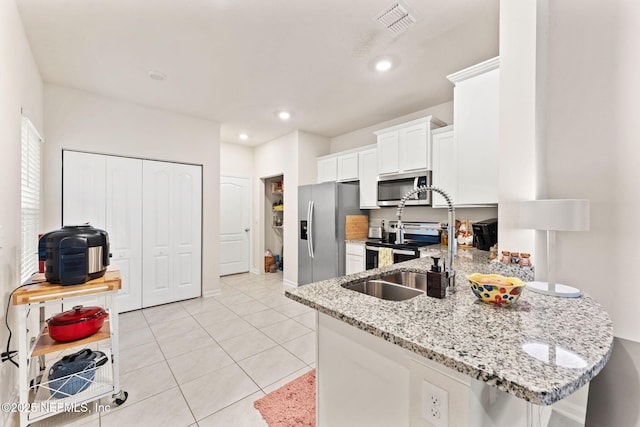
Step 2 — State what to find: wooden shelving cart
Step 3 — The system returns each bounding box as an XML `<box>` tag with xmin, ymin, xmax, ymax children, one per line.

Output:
<box><xmin>12</xmin><ymin>270</ymin><xmax>128</xmax><ymax>426</ymax></box>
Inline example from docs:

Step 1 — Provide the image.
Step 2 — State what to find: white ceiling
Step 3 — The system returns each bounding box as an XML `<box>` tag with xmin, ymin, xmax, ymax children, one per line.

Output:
<box><xmin>16</xmin><ymin>0</ymin><xmax>499</xmax><ymax>147</ymax></box>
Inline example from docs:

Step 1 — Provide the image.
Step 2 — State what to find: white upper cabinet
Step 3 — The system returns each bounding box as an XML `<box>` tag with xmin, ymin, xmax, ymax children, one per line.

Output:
<box><xmin>317</xmin><ymin>155</ymin><xmax>337</xmax><ymax>183</ymax></box>
<box><xmin>399</xmin><ymin>123</ymin><xmax>429</xmax><ymax>172</ymax></box>
<box><xmin>315</xmin><ymin>145</ymin><xmax>378</xmax><ymax>209</ymax></box>
<box><xmin>431</xmin><ymin>126</ymin><xmax>457</xmax><ymax>208</ymax></box>
<box><xmin>447</xmin><ymin>57</ymin><xmax>500</xmax><ymax>206</ymax></box>
<box><xmin>358</xmin><ymin>146</ymin><xmax>378</xmax><ymax>209</ymax></box>
<box><xmin>376</xmin><ymin>131</ymin><xmax>399</xmax><ymax>175</ymax></box>
<box><xmin>337</xmin><ymin>152</ymin><xmax>359</xmax><ymax>182</ymax></box>
<box><xmin>374</xmin><ymin>116</ymin><xmax>446</xmax><ymax>175</ymax></box>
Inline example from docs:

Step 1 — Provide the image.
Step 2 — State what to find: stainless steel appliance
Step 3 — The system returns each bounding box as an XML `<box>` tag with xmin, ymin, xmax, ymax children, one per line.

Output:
<box><xmin>298</xmin><ymin>182</ymin><xmax>362</xmax><ymax>285</ymax></box>
<box><xmin>365</xmin><ymin>221</ymin><xmax>440</xmax><ymax>269</ymax></box>
<box><xmin>38</xmin><ymin>225</ymin><xmax>110</xmax><ymax>286</ymax></box>
<box><xmin>377</xmin><ymin>170</ymin><xmax>432</xmax><ymax>206</ymax></box>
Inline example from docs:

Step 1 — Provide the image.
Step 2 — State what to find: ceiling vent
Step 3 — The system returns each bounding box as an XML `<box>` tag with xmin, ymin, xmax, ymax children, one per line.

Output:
<box><xmin>375</xmin><ymin>1</ymin><xmax>416</xmax><ymax>37</ymax></box>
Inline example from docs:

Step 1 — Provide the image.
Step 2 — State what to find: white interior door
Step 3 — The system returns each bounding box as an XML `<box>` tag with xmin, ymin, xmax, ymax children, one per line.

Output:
<box><xmin>220</xmin><ymin>176</ymin><xmax>251</xmax><ymax>276</ymax></box>
<box><xmin>173</xmin><ymin>163</ymin><xmax>202</xmax><ymax>301</ymax></box>
<box><xmin>143</xmin><ymin>161</ymin><xmax>173</xmax><ymax>307</ymax></box>
<box><xmin>62</xmin><ymin>151</ymin><xmax>106</xmax><ymax>228</ymax></box>
<box><xmin>142</xmin><ymin>160</ymin><xmax>202</xmax><ymax>307</ymax></box>
<box><xmin>107</xmin><ymin>156</ymin><xmax>143</xmax><ymax>312</ymax></box>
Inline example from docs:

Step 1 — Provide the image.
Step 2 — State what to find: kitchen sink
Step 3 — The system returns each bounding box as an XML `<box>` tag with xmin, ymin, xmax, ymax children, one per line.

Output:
<box><xmin>344</xmin><ymin>279</ymin><xmax>424</xmax><ymax>301</ymax></box>
<box><xmin>378</xmin><ymin>271</ymin><xmax>428</xmax><ymax>292</ymax></box>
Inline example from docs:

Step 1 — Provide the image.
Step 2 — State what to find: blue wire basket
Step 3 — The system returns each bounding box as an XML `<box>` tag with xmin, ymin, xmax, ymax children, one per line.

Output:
<box><xmin>48</xmin><ymin>359</ymin><xmax>96</xmax><ymax>398</ymax></box>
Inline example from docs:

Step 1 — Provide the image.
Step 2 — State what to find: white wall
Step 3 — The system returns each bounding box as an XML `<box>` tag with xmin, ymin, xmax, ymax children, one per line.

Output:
<box><xmin>42</xmin><ymin>84</ymin><xmax>221</xmax><ymax>296</ymax></box>
<box><xmin>252</xmin><ymin>131</ymin><xmax>300</xmax><ymax>285</ymax></box>
<box><xmin>546</xmin><ymin>0</ymin><xmax>639</xmax><ymax>342</ymax></box>
<box><xmin>544</xmin><ymin>2</ymin><xmax>640</xmax><ymax>424</ymax></box>
<box><xmin>497</xmin><ymin>0</ymin><xmax>541</xmax><ymax>260</ymax></box>
<box><xmin>329</xmin><ymin>101</ymin><xmax>453</xmax><ymax>153</ymax></box>
<box><xmin>298</xmin><ymin>131</ymin><xmax>330</xmax><ymax>186</ymax></box>
<box><xmin>220</xmin><ymin>141</ymin><xmax>253</xmax><ymax>177</ymax></box>
<box><xmin>0</xmin><ymin>0</ymin><xmax>43</xmax><ymax>422</ymax></box>
<box><xmin>500</xmin><ymin>1</ymin><xmax>640</xmax><ymax>425</ymax></box>
<box><xmin>222</xmin><ymin>131</ymin><xmax>329</xmax><ymax>283</ymax></box>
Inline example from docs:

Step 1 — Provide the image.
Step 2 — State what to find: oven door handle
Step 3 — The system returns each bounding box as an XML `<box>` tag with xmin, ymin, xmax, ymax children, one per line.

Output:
<box><xmin>365</xmin><ymin>246</ymin><xmax>380</xmax><ymax>251</ymax></box>
<box><xmin>393</xmin><ymin>249</ymin><xmax>418</xmax><ymax>256</ymax></box>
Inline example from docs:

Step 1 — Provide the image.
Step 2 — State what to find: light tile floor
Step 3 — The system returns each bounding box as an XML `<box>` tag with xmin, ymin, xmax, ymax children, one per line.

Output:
<box><xmin>33</xmin><ymin>271</ymin><xmax>315</xmax><ymax>427</ymax></box>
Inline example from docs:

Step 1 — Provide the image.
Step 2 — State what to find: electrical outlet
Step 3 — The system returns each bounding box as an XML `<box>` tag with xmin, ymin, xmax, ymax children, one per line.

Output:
<box><xmin>422</xmin><ymin>380</ymin><xmax>449</xmax><ymax>427</ymax></box>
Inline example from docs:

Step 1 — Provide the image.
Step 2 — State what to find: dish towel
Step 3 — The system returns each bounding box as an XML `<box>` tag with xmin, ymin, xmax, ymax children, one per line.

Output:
<box><xmin>378</xmin><ymin>248</ymin><xmax>394</xmax><ymax>268</ymax></box>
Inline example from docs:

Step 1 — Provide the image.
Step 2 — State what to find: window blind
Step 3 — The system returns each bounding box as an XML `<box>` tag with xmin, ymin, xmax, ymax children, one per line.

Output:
<box><xmin>20</xmin><ymin>116</ymin><xmax>42</xmax><ymax>283</ymax></box>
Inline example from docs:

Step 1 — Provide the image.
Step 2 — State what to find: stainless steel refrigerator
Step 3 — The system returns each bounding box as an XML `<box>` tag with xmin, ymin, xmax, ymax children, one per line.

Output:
<box><xmin>298</xmin><ymin>181</ymin><xmax>362</xmax><ymax>285</ymax></box>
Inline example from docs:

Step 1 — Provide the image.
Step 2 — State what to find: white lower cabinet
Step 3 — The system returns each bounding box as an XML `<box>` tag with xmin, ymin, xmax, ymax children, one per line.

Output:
<box><xmin>345</xmin><ymin>242</ymin><xmax>365</xmax><ymax>275</ymax></box>
<box><xmin>317</xmin><ymin>313</ymin><xmax>553</xmax><ymax>427</ymax></box>
<box><xmin>62</xmin><ymin>150</ymin><xmax>202</xmax><ymax>311</ymax></box>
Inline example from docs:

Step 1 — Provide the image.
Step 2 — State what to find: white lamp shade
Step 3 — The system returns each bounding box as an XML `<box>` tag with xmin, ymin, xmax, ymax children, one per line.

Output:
<box><xmin>519</xmin><ymin>199</ymin><xmax>590</xmax><ymax>231</ymax></box>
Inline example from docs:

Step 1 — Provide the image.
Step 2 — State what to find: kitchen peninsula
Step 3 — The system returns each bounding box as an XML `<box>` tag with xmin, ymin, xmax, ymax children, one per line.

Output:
<box><xmin>286</xmin><ymin>248</ymin><xmax>613</xmax><ymax>426</ymax></box>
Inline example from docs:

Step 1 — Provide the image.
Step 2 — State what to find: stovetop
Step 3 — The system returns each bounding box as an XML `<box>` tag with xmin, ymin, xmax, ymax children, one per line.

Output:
<box><xmin>365</xmin><ymin>239</ymin><xmax>439</xmax><ymax>251</ymax></box>
<box><xmin>366</xmin><ymin>221</ymin><xmax>441</xmax><ymax>250</ymax></box>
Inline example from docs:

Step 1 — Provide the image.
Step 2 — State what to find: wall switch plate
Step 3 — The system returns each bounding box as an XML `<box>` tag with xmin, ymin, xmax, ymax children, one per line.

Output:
<box><xmin>422</xmin><ymin>380</ymin><xmax>449</xmax><ymax>427</ymax></box>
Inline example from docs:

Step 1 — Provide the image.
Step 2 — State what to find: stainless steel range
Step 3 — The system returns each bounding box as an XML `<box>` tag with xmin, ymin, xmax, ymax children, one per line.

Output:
<box><xmin>365</xmin><ymin>221</ymin><xmax>440</xmax><ymax>270</ymax></box>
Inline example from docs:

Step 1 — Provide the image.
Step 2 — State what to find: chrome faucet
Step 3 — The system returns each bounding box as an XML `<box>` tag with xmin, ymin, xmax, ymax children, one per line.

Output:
<box><xmin>396</xmin><ymin>185</ymin><xmax>456</xmax><ymax>292</ymax></box>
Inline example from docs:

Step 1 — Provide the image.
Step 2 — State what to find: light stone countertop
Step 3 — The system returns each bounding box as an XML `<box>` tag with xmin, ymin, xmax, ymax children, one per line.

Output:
<box><xmin>285</xmin><ymin>246</ymin><xmax>613</xmax><ymax>405</ymax></box>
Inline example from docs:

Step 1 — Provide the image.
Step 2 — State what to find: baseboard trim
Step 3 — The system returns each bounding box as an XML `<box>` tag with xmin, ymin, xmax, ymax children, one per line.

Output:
<box><xmin>551</xmin><ymin>383</ymin><xmax>588</xmax><ymax>424</ymax></box>
<box><xmin>202</xmin><ymin>289</ymin><xmax>221</xmax><ymax>298</ymax></box>
<box><xmin>250</xmin><ymin>267</ymin><xmax>260</xmax><ymax>275</ymax></box>
<box><xmin>553</xmin><ymin>400</ymin><xmax>587</xmax><ymax>424</ymax></box>
<box><xmin>283</xmin><ymin>279</ymin><xmax>298</xmax><ymax>288</ymax></box>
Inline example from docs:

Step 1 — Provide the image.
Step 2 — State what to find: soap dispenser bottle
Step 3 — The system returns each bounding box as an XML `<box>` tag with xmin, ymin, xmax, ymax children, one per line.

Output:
<box><xmin>427</xmin><ymin>257</ymin><xmax>447</xmax><ymax>299</ymax></box>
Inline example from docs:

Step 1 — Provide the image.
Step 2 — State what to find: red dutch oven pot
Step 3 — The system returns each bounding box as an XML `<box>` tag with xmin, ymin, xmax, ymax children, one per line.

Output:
<box><xmin>47</xmin><ymin>305</ymin><xmax>109</xmax><ymax>342</ymax></box>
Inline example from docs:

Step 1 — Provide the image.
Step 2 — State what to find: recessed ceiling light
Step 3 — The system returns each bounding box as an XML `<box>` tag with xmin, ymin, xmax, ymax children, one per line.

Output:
<box><xmin>278</xmin><ymin>111</ymin><xmax>291</xmax><ymax>120</ymax></box>
<box><xmin>148</xmin><ymin>70</ymin><xmax>167</xmax><ymax>81</ymax></box>
<box><xmin>239</xmin><ymin>133</ymin><xmax>249</xmax><ymax>140</ymax></box>
<box><xmin>370</xmin><ymin>55</ymin><xmax>401</xmax><ymax>73</ymax></box>
<box><xmin>375</xmin><ymin>60</ymin><xmax>393</xmax><ymax>72</ymax></box>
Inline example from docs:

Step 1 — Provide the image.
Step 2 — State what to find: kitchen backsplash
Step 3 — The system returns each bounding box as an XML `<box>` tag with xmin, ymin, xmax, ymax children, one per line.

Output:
<box><xmin>368</xmin><ymin>206</ymin><xmax>498</xmax><ymax>226</ymax></box>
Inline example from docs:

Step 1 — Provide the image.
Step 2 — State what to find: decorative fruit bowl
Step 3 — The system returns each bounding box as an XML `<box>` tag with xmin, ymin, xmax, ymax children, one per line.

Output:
<box><xmin>467</xmin><ymin>273</ymin><xmax>526</xmax><ymax>306</ymax></box>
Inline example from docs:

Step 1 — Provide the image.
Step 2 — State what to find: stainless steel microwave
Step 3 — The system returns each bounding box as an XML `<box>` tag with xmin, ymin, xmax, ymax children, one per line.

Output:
<box><xmin>377</xmin><ymin>170</ymin><xmax>432</xmax><ymax>206</ymax></box>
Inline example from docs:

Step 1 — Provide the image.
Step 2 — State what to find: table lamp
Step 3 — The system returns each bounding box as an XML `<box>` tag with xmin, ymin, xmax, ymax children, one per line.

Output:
<box><xmin>519</xmin><ymin>199</ymin><xmax>590</xmax><ymax>298</ymax></box>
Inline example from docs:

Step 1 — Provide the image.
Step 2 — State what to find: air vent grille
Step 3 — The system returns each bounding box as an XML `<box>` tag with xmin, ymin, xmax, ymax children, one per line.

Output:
<box><xmin>375</xmin><ymin>2</ymin><xmax>416</xmax><ymax>37</ymax></box>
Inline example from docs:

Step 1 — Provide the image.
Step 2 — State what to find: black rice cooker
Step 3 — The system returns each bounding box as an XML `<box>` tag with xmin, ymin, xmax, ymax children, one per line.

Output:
<box><xmin>38</xmin><ymin>225</ymin><xmax>110</xmax><ymax>286</ymax></box>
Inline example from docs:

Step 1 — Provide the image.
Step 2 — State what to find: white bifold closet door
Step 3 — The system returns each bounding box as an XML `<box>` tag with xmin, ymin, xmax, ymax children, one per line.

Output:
<box><xmin>142</xmin><ymin>160</ymin><xmax>202</xmax><ymax>308</ymax></box>
<box><xmin>63</xmin><ymin>152</ymin><xmax>143</xmax><ymax>312</ymax></box>
<box><xmin>62</xmin><ymin>151</ymin><xmax>106</xmax><ymax>228</ymax></box>
<box><xmin>105</xmin><ymin>156</ymin><xmax>143</xmax><ymax>313</ymax></box>
<box><xmin>62</xmin><ymin>151</ymin><xmax>201</xmax><ymax>312</ymax></box>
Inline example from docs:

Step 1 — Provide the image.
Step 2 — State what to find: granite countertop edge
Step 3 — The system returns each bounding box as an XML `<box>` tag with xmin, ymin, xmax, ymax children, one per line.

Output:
<box><xmin>285</xmin><ymin>249</ymin><xmax>614</xmax><ymax>406</ymax></box>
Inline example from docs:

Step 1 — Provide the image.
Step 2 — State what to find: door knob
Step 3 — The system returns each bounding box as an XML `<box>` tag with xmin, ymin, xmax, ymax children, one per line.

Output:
<box><xmin>245</xmin><ymin>228</ymin><xmax>250</xmax><ymax>232</ymax></box>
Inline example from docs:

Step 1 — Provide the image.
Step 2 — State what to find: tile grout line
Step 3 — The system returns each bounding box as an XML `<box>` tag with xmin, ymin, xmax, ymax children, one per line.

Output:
<box><xmin>102</xmin><ymin>272</ymin><xmax>313</xmax><ymax>426</ymax></box>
